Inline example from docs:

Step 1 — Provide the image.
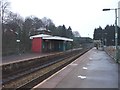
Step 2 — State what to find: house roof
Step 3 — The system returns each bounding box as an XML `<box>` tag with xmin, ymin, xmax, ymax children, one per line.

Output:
<box><xmin>37</xmin><ymin>27</ymin><xmax>46</xmax><ymax>31</ymax></box>
<box><xmin>30</xmin><ymin>34</ymin><xmax>73</xmax><ymax>42</ymax></box>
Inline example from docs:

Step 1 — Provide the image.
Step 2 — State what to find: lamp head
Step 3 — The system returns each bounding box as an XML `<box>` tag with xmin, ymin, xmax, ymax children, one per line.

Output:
<box><xmin>103</xmin><ymin>9</ymin><xmax>111</xmax><ymax>11</ymax></box>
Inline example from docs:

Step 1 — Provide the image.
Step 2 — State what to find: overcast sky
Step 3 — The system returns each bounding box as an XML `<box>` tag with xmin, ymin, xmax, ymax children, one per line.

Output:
<box><xmin>9</xmin><ymin>0</ymin><xmax>120</xmax><ymax>38</ymax></box>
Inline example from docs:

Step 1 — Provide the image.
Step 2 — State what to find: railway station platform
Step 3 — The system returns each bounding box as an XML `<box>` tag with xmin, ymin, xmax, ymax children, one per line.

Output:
<box><xmin>2</xmin><ymin>52</ymin><xmax>59</xmax><ymax>65</ymax></box>
<box><xmin>2</xmin><ymin>48</ymin><xmax>82</xmax><ymax>65</ymax></box>
<box><xmin>33</xmin><ymin>48</ymin><xmax>119</xmax><ymax>89</ymax></box>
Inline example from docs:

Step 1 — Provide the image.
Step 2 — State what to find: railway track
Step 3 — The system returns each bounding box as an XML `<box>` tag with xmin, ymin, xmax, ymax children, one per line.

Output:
<box><xmin>2</xmin><ymin>48</ymin><xmax>91</xmax><ymax>89</ymax></box>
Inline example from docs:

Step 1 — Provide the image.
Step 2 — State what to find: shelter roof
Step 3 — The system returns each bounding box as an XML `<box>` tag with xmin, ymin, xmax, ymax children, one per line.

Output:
<box><xmin>30</xmin><ymin>34</ymin><xmax>51</xmax><ymax>39</ymax></box>
<box><xmin>43</xmin><ymin>36</ymin><xmax>73</xmax><ymax>41</ymax></box>
<box><xmin>30</xmin><ymin>34</ymin><xmax>73</xmax><ymax>41</ymax></box>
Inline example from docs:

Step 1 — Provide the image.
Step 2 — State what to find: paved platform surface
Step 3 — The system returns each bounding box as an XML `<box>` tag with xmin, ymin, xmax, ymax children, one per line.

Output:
<box><xmin>33</xmin><ymin>48</ymin><xmax>118</xmax><ymax>88</ymax></box>
<box><xmin>2</xmin><ymin>52</ymin><xmax>58</xmax><ymax>65</ymax></box>
<box><xmin>1</xmin><ymin>48</ymin><xmax>82</xmax><ymax>65</ymax></box>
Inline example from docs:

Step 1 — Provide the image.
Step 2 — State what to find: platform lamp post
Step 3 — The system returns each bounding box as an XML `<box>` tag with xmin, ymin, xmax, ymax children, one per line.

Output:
<box><xmin>16</xmin><ymin>28</ymin><xmax>21</xmax><ymax>55</ymax></box>
<box><xmin>16</xmin><ymin>39</ymin><xmax>20</xmax><ymax>55</ymax></box>
<box><xmin>103</xmin><ymin>8</ymin><xmax>120</xmax><ymax>63</ymax></box>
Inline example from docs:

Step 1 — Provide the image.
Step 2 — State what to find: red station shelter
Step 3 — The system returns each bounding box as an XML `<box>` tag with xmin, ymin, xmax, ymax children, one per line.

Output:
<box><xmin>30</xmin><ymin>34</ymin><xmax>73</xmax><ymax>53</ymax></box>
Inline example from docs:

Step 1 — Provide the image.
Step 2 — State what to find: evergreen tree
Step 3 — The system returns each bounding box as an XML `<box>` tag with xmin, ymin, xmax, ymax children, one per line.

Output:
<box><xmin>67</xmin><ymin>26</ymin><xmax>73</xmax><ymax>38</ymax></box>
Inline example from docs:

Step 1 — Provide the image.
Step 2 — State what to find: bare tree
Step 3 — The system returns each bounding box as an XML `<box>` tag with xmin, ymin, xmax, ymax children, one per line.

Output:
<box><xmin>42</xmin><ymin>17</ymin><xmax>54</xmax><ymax>27</ymax></box>
<box><xmin>6</xmin><ymin>11</ymin><xmax>24</xmax><ymax>30</ymax></box>
<box><xmin>0</xmin><ymin>0</ymin><xmax>10</xmax><ymax>35</ymax></box>
<box><xmin>1</xmin><ymin>0</ymin><xmax>10</xmax><ymax>23</ymax></box>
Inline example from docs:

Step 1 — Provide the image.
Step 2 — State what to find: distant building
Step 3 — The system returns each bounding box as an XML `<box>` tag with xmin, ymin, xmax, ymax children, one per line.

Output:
<box><xmin>118</xmin><ymin>1</ymin><xmax>120</xmax><ymax>27</ymax></box>
<box><xmin>80</xmin><ymin>37</ymin><xmax>93</xmax><ymax>43</ymax></box>
<box><xmin>72</xmin><ymin>31</ymin><xmax>81</xmax><ymax>37</ymax></box>
<box><xmin>34</xmin><ymin>27</ymin><xmax>51</xmax><ymax>35</ymax></box>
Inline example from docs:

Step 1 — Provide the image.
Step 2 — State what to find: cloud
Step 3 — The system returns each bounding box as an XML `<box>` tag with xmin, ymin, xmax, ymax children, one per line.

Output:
<box><xmin>9</xmin><ymin>0</ymin><xmax>119</xmax><ymax>38</ymax></box>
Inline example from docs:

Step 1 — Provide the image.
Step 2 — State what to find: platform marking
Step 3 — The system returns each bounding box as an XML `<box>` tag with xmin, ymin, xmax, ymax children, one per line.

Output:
<box><xmin>82</xmin><ymin>67</ymin><xmax>87</xmax><ymax>70</ymax></box>
<box><xmin>78</xmin><ymin>75</ymin><xmax>86</xmax><ymax>79</ymax></box>
<box><xmin>70</xmin><ymin>64</ymin><xmax>78</xmax><ymax>66</ymax></box>
<box><xmin>89</xmin><ymin>58</ymin><xmax>92</xmax><ymax>60</ymax></box>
